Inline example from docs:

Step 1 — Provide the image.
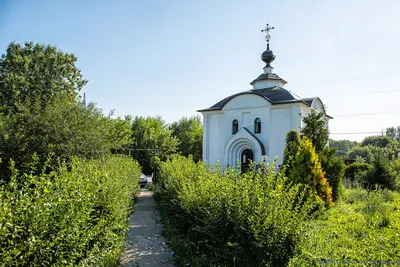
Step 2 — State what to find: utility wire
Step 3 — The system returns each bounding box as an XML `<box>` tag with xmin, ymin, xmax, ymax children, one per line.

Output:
<box><xmin>335</xmin><ymin>111</ymin><xmax>400</xmax><ymax>117</ymax></box>
<box><xmin>323</xmin><ymin>89</ymin><xmax>400</xmax><ymax>98</ymax></box>
<box><xmin>330</xmin><ymin>131</ymin><xmax>382</xmax><ymax>135</ymax></box>
<box><xmin>138</xmin><ymin>105</ymin><xmax>400</xmax><ymax>119</ymax></box>
<box><xmin>152</xmin><ymin>71</ymin><xmax>400</xmax><ymax>97</ymax></box>
<box><xmin>292</xmin><ymin>71</ymin><xmax>400</xmax><ymax>86</ymax></box>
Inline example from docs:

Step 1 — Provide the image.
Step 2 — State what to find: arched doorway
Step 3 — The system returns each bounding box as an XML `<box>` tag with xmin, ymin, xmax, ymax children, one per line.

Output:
<box><xmin>241</xmin><ymin>149</ymin><xmax>253</xmax><ymax>172</ymax></box>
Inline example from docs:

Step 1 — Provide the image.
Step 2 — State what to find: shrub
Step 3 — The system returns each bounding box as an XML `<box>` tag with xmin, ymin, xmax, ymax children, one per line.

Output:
<box><xmin>290</xmin><ymin>187</ymin><xmax>400</xmax><ymax>265</ymax></box>
<box><xmin>155</xmin><ymin>156</ymin><xmax>316</xmax><ymax>266</ymax></box>
<box><xmin>0</xmin><ymin>155</ymin><xmax>141</xmax><ymax>266</ymax></box>
<box><xmin>288</xmin><ymin>137</ymin><xmax>333</xmax><ymax>207</ymax></box>
<box><xmin>366</xmin><ymin>152</ymin><xmax>397</xmax><ymax>190</ymax></box>
<box><xmin>319</xmin><ymin>147</ymin><xmax>346</xmax><ymax>202</ymax></box>
<box><xmin>390</xmin><ymin>158</ymin><xmax>400</xmax><ymax>190</ymax></box>
<box><xmin>282</xmin><ymin>130</ymin><xmax>301</xmax><ymax>175</ymax></box>
<box><xmin>347</xmin><ymin>145</ymin><xmax>374</xmax><ymax>163</ymax></box>
<box><xmin>300</xmin><ymin>109</ymin><xmax>329</xmax><ymax>153</ymax></box>
<box><xmin>361</xmin><ymin>135</ymin><xmax>393</xmax><ymax>148</ymax></box>
<box><xmin>345</xmin><ymin>162</ymin><xmax>373</xmax><ymax>185</ymax></box>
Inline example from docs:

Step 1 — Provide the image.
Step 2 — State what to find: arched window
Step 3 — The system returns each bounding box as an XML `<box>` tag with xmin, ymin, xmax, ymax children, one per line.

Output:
<box><xmin>232</xmin><ymin>119</ymin><xmax>238</xmax><ymax>134</ymax></box>
<box><xmin>254</xmin><ymin>118</ymin><xmax>261</xmax><ymax>133</ymax></box>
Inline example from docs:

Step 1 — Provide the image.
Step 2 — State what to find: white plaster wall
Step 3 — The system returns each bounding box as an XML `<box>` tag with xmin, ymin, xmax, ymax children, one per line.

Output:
<box><xmin>300</xmin><ymin>104</ymin><xmax>311</xmax><ymax>129</ymax></box>
<box><xmin>253</xmin><ymin>79</ymin><xmax>285</xmax><ymax>89</ymax></box>
<box><xmin>201</xmin><ymin>95</ymin><xmax>306</xmax><ymax>168</ymax></box>
<box><xmin>268</xmin><ymin>105</ymin><xmax>301</xmax><ymax>165</ymax></box>
<box><xmin>223</xmin><ymin>94</ymin><xmax>271</xmax><ymax>110</ymax></box>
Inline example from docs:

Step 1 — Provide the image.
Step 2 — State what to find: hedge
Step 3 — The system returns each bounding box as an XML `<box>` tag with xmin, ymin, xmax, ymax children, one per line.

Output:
<box><xmin>155</xmin><ymin>156</ymin><xmax>317</xmax><ymax>266</ymax></box>
<box><xmin>0</xmin><ymin>155</ymin><xmax>141</xmax><ymax>266</ymax></box>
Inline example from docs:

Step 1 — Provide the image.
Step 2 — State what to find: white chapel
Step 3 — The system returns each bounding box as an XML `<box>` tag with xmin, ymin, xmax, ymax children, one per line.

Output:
<box><xmin>198</xmin><ymin>24</ymin><xmax>331</xmax><ymax>169</ymax></box>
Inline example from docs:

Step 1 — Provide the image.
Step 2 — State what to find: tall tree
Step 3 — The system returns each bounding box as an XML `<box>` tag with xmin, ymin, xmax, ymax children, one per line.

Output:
<box><xmin>288</xmin><ymin>137</ymin><xmax>333</xmax><ymax>207</ymax></box>
<box><xmin>0</xmin><ymin>95</ymin><xmax>133</xmax><ymax>179</ymax></box>
<box><xmin>131</xmin><ymin>116</ymin><xmax>179</xmax><ymax>174</ymax></box>
<box><xmin>329</xmin><ymin>138</ymin><xmax>358</xmax><ymax>158</ymax></box>
<box><xmin>300</xmin><ymin>109</ymin><xmax>329</xmax><ymax>152</ymax></box>
<box><xmin>169</xmin><ymin>115</ymin><xmax>203</xmax><ymax>162</ymax></box>
<box><xmin>0</xmin><ymin>42</ymin><xmax>132</xmax><ymax>179</ymax></box>
<box><xmin>385</xmin><ymin>126</ymin><xmax>400</xmax><ymax>142</ymax></box>
<box><xmin>0</xmin><ymin>42</ymin><xmax>87</xmax><ymax>114</ymax></box>
<box><xmin>282</xmin><ymin>130</ymin><xmax>301</xmax><ymax>176</ymax></box>
<box><xmin>361</xmin><ymin>135</ymin><xmax>392</xmax><ymax>148</ymax></box>
<box><xmin>300</xmin><ymin>110</ymin><xmax>345</xmax><ymax>201</ymax></box>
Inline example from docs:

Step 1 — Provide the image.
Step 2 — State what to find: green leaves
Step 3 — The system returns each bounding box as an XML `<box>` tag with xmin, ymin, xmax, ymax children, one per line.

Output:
<box><xmin>155</xmin><ymin>156</ymin><xmax>315</xmax><ymax>266</ymax></box>
<box><xmin>291</xmin><ymin>188</ymin><xmax>400</xmax><ymax>265</ymax></box>
<box><xmin>0</xmin><ymin>42</ymin><xmax>87</xmax><ymax>114</ymax></box>
<box><xmin>301</xmin><ymin>109</ymin><xmax>329</xmax><ymax>153</ymax></box>
<box><xmin>169</xmin><ymin>115</ymin><xmax>203</xmax><ymax>162</ymax></box>
<box><xmin>0</xmin><ymin>155</ymin><xmax>141</xmax><ymax>266</ymax></box>
<box><xmin>131</xmin><ymin>116</ymin><xmax>179</xmax><ymax>173</ymax></box>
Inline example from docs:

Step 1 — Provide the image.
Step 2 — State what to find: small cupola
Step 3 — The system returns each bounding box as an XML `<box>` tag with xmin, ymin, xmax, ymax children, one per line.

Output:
<box><xmin>251</xmin><ymin>24</ymin><xmax>287</xmax><ymax>90</ymax></box>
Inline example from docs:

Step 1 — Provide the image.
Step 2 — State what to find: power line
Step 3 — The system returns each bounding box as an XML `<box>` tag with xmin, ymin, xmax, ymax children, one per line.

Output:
<box><xmin>330</xmin><ymin>131</ymin><xmax>382</xmax><ymax>135</ymax></box>
<box><xmin>151</xmin><ymin>71</ymin><xmax>400</xmax><ymax>97</ymax></box>
<box><xmin>293</xmin><ymin>71</ymin><xmax>400</xmax><ymax>86</ymax></box>
<box><xmin>323</xmin><ymin>89</ymin><xmax>400</xmax><ymax>99</ymax></box>
<box><xmin>335</xmin><ymin>111</ymin><xmax>400</xmax><ymax>117</ymax></box>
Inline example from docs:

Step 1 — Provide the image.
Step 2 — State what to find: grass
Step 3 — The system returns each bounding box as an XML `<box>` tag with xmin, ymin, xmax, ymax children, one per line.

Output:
<box><xmin>291</xmin><ymin>187</ymin><xmax>400</xmax><ymax>266</ymax></box>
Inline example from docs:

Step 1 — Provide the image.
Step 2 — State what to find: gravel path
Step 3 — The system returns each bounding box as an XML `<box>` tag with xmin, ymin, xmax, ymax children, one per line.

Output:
<box><xmin>121</xmin><ymin>189</ymin><xmax>175</xmax><ymax>267</ymax></box>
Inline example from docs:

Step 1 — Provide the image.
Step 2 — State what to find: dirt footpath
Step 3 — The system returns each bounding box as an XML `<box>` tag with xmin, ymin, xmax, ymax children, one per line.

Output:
<box><xmin>121</xmin><ymin>189</ymin><xmax>175</xmax><ymax>267</ymax></box>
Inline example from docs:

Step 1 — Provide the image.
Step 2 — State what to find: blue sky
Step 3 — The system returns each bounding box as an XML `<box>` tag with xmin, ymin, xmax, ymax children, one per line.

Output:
<box><xmin>1</xmin><ymin>0</ymin><xmax>400</xmax><ymax>141</ymax></box>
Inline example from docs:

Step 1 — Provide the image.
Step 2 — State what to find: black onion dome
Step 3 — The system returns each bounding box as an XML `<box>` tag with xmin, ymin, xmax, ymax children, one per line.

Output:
<box><xmin>261</xmin><ymin>49</ymin><xmax>275</xmax><ymax>67</ymax></box>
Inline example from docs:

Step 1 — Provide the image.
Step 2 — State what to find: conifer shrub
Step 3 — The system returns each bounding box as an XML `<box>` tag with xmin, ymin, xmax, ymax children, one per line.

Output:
<box><xmin>288</xmin><ymin>136</ymin><xmax>333</xmax><ymax>207</ymax></box>
<box><xmin>345</xmin><ymin>162</ymin><xmax>373</xmax><ymax>185</ymax></box>
<box><xmin>366</xmin><ymin>152</ymin><xmax>397</xmax><ymax>190</ymax></box>
<box><xmin>0</xmin><ymin>155</ymin><xmax>141</xmax><ymax>266</ymax></box>
<box><xmin>155</xmin><ymin>155</ymin><xmax>316</xmax><ymax>266</ymax></box>
<box><xmin>282</xmin><ymin>130</ymin><xmax>301</xmax><ymax>175</ymax></box>
<box><xmin>319</xmin><ymin>147</ymin><xmax>346</xmax><ymax>202</ymax></box>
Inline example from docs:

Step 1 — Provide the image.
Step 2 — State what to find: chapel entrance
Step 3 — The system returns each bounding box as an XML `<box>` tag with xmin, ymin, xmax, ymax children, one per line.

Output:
<box><xmin>241</xmin><ymin>149</ymin><xmax>253</xmax><ymax>172</ymax></box>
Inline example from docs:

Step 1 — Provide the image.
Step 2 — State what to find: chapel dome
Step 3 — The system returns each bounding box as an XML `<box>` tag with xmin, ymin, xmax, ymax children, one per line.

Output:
<box><xmin>261</xmin><ymin>49</ymin><xmax>275</xmax><ymax>67</ymax></box>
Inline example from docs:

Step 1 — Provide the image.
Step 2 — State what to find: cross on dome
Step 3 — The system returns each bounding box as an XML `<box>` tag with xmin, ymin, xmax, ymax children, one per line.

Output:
<box><xmin>261</xmin><ymin>23</ymin><xmax>274</xmax><ymax>49</ymax></box>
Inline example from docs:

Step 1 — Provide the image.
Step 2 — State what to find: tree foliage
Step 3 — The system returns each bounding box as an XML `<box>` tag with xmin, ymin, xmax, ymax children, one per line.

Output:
<box><xmin>345</xmin><ymin>162</ymin><xmax>373</xmax><ymax>184</ymax></box>
<box><xmin>385</xmin><ymin>126</ymin><xmax>400</xmax><ymax>142</ymax></box>
<box><xmin>347</xmin><ymin>145</ymin><xmax>375</xmax><ymax>163</ymax></box>
<box><xmin>0</xmin><ymin>155</ymin><xmax>141</xmax><ymax>266</ymax></box>
<box><xmin>347</xmin><ymin>137</ymin><xmax>400</xmax><ymax>163</ymax></box>
<box><xmin>299</xmin><ymin>110</ymin><xmax>344</xmax><ymax>201</ymax></box>
<box><xmin>282</xmin><ymin>130</ymin><xmax>301</xmax><ymax>175</ymax></box>
<box><xmin>156</xmin><ymin>156</ymin><xmax>316</xmax><ymax>266</ymax></box>
<box><xmin>300</xmin><ymin>109</ymin><xmax>329</xmax><ymax>153</ymax></box>
<box><xmin>288</xmin><ymin>137</ymin><xmax>333</xmax><ymax>207</ymax></box>
<box><xmin>131</xmin><ymin>116</ymin><xmax>179</xmax><ymax>174</ymax></box>
<box><xmin>169</xmin><ymin>115</ymin><xmax>202</xmax><ymax>162</ymax></box>
<box><xmin>365</xmin><ymin>152</ymin><xmax>397</xmax><ymax>190</ymax></box>
<box><xmin>361</xmin><ymin>135</ymin><xmax>393</xmax><ymax>148</ymax></box>
<box><xmin>319</xmin><ymin>147</ymin><xmax>346</xmax><ymax>201</ymax></box>
<box><xmin>0</xmin><ymin>42</ymin><xmax>132</xmax><ymax>180</ymax></box>
<box><xmin>0</xmin><ymin>42</ymin><xmax>86</xmax><ymax>114</ymax></box>
<box><xmin>329</xmin><ymin>138</ymin><xmax>358</xmax><ymax>157</ymax></box>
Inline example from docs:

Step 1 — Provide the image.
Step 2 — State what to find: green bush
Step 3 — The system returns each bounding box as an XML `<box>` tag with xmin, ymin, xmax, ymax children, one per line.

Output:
<box><xmin>282</xmin><ymin>130</ymin><xmax>301</xmax><ymax>176</ymax></box>
<box><xmin>0</xmin><ymin>155</ymin><xmax>141</xmax><ymax>266</ymax></box>
<box><xmin>319</xmin><ymin>147</ymin><xmax>346</xmax><ymax>202</ymax></box>
<box><xmin>366</xmin><ymin>152</ymin><xmax>397</xmax><ymax>190</ymax></box>
<box><xmin>288</xmin><ymin>137</ymin><xmax>333</xmax><ymax>207</ymax></box>
<box><xmin>155</xmin><ymin>155</ymin><xmax>316</xmax><ymax>266</ymax></box>
<box><xmin>361</xmin><ymin>135</ymin><xmax>393</xmax><ymax>148</ymax></box>
<box><xmin>390</xmin><ymin>158</ymin><xmax>400</xmax><ymax>190</ymax></box>
<box><xmin>345</xmin><ymin>162</ymin><xmax>373</xmax><ymax>185</ymax></box>
<box><xmin>290</xmin><ymin>187</ymin><xmax>400</xmax><ymax>265</ymax></box>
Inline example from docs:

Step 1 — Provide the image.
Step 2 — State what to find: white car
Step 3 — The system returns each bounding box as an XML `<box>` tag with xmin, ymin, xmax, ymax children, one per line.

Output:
<box><xmin>139</xmin><ymin>173</ymin><xmax>148</xmax><ymax>186</ymax></box>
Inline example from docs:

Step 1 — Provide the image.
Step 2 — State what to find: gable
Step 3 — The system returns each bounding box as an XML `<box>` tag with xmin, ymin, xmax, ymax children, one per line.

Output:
<box><xmin>222</xmin><ymin>94</ymin><xmax>271</xmax><ymax>111</ymax></box>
